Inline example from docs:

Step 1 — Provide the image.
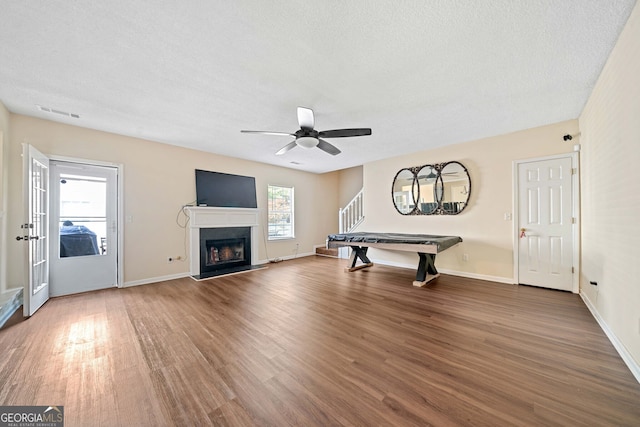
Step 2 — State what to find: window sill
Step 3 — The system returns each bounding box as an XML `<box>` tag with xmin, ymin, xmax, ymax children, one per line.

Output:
<box><xmin>268</xmin><ymin>236</ymin><xmax>296</xmax><ymax>241</ymax></box>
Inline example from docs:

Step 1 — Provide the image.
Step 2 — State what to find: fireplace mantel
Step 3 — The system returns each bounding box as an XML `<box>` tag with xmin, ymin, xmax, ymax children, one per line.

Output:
<box><xmin>185</xmin><ymin>206</ymin><xmax>261</xmax><ymax>276</ymax></box>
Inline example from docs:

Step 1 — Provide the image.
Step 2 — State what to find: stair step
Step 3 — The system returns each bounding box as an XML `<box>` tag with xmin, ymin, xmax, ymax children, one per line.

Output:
<box><xmin>0</xmin><ymin>288</ymin><xmax>23</xmax><ymax>329</ymax></box>
<box><xmin>315</xmin><ymin>247</ymin><xmax>339</xmax><ymax>257</ymax></box>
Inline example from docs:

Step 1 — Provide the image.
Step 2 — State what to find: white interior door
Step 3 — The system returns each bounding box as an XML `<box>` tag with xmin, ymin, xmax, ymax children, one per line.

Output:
<box><xmin>49</xmin><ymin>161</ymin><xmax>118</xmax><ymax>296</ymax></box>
<box><xmin>22</xmin><ymin>144</ymin><xmax>49</xmax><ymax>316</ymax></box>
<box><xmin>517</xmin><ymin>155</ymin><xmax>575</xmax><ymax>291</ymax></box>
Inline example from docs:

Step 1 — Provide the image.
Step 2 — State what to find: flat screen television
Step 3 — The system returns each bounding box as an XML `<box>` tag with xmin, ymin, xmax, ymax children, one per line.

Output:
<box><xmin>195</xmin><ymin>169</ymin><xmax>257</xmax><ymax>208</ymax></box>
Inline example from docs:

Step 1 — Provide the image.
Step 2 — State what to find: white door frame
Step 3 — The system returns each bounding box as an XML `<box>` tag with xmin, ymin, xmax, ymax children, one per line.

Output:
<box><xmin>49</xmin><ymin>155</ymin><xmax>124</xmax><ymax>288</ymax></box>
<box><xmin>513</xmin><ymin>152</ymin><xmax>580</xmax><ymax>293</ymax></box>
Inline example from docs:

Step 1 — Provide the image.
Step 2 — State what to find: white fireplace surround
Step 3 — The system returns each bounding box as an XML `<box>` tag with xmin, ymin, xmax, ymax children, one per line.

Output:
<box><xmin>186</xmin><ymin>206</ymin><xmax>261</xmax><ymax>276</ymax></box>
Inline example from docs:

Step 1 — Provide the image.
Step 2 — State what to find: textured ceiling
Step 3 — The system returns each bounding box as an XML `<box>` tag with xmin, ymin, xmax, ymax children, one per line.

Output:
<box><xmin>0</xmin><ymin>1</ymin><xmax>636</xmax><ymax>173</ymax></box>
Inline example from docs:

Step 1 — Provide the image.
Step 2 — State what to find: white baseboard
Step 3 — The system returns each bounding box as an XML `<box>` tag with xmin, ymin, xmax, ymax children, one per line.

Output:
<box><xmin>437</xmin><ymin>268</ymin><xmax>514</xmax><ymax>285</ymax></box>
<box><xmin>123</xmin><ymin>272</ymin><xmax>190</xmax><ymax>288</ymax></box>
<box><xmin>370</xmin><ymin>258</ymin><xmax>514</xmax><ymax>285</ymax></box>
<box><xmin>580</xmin><ymin>292</ymin><xmax>640</xmax><ymax>384</ymax></box>
<box><xmin>122</xmin><ymin>253</ymin><xmax>316</xmax><ymax>288</ymax></box>
<box><xmin>258</xmin><ymin>252</ymin><xmax>315</xmax><ymax>265</ymax></box>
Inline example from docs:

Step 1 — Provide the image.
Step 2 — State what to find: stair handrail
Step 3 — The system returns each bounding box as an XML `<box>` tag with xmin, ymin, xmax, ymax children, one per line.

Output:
<box><xmin>339</xmin><ymin>188</ymin><xmax>364</xmax><ymax>233</ymax></box>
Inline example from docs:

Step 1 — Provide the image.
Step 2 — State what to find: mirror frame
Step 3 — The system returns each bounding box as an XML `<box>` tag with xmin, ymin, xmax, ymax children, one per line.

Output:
<box><xmin>391</xmin><ymin>167</ymin><xmax>419</xmax><ymax>215</ymax></box>
<box><xmin>391</xmin><ymin>161</ymin><xmax>471</xmax><ymax>215</ymax></box>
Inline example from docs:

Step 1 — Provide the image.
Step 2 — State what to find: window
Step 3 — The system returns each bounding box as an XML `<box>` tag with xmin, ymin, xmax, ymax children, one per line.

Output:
<box><xmin>268</xmin><ymin>185</ymin><xmax>294</xmax><ymax>240</ymax></box>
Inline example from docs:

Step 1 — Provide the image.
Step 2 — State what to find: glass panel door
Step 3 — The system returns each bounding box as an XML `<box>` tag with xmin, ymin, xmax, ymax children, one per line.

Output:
<box><xmin>49</xmin><ymin>160</ymin><xmax>118</xmax><ymax>296</ymax></box>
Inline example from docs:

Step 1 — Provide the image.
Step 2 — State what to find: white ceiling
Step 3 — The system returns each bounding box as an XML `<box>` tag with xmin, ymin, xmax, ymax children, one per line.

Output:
<box><xmin>0</xmin><ymin>1</ymin><xmax>636</xmax><ymax>173</ymax></box>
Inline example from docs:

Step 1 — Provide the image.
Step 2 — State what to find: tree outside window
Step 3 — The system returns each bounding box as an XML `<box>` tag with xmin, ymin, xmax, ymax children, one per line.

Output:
<box><xmin>268</xmin><ymin>185</ymin><xmax>294</xmax><ymax>239</ymax></box>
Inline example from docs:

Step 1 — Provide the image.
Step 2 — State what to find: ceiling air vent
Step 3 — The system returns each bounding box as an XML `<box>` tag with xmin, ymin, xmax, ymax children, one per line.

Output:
<box><xmin>36</xmin><ymin>105</ymin><xmax>80</xmax><ymax>119</ymax></box>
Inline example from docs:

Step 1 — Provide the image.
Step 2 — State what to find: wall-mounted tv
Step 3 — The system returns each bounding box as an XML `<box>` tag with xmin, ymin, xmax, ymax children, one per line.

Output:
<box><xmin>195</xmin><ymin>169</ymin><xmax>257</xmax><ymax>208</ymax></box>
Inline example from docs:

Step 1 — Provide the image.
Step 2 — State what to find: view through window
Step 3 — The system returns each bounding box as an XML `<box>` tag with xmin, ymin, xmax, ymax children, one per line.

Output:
<box><xmin>267</xmin><ymin>185</ymin><xmax>294</xmax><ymax>240</ymax></box>
<box><xmin>59</xmin><ymin>173</ymin><xmax>107</xmax><ymax>257</ymax></box>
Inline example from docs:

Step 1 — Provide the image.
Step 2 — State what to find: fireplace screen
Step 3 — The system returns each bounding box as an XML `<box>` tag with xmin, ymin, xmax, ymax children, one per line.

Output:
<box><xmin>199</xmin><ymin>226</ymin><xmax>252</xmax><ymax>276</ymax></box>
<box><xmin>207</xmin><ymin>238</ymin><xmax>245</xmax><ymax>265</ymax></box>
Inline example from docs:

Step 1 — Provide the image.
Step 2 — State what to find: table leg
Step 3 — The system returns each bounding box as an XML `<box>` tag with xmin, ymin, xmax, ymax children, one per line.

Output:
<box><xmin>346</xmin><ymin>246</ymin><xmax>374</xmax><ymax>272</ymax></box>
<box><xmin>413</xmin><ymin>252</ymin><xmax>440</xmax><ymax>287</ymax></box>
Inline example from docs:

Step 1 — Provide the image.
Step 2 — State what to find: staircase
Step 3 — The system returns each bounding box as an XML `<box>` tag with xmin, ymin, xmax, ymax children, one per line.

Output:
<box><xmin>0</xmin><ymin>288</ymin><xmax>23</xmax><ymax>329</ymax></box>
<box><xmin>339</xmin><ymin>189</ymin><xmax>364</xmax><ymax>234</ymax></box>
<box><xmin>316</xmin><ymin>188</ymin><xmax>364</xmax><ymax>258</ymax></box>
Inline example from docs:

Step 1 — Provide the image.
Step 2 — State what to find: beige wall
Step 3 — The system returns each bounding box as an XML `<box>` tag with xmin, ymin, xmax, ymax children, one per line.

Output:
<box><xmin>579</xmin><ymin>1</ymin><xmax>640</xmax><ymax>370</ymax></box>
<box><xmin>337</xmin><ymin>165</ymin><xmax>363</xmax><ymax>208</ymax></box>
<box><xmin>0</xmin><ymin>102</ymin><xmax>10</xmax><ymax>294</ymax></box>
<box><xmin>5</xmin><ymin>114</ymin><xmax>339</xmax><ymax>287</ymax></box>
<box><xmin>361</xmin><ymin>120</ymin><xmax>579</xmax><ymax>281</ymax></box>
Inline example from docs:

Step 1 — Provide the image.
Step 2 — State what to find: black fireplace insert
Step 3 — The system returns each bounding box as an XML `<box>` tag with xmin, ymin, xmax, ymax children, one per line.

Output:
<box><xmin>199</xmin><ymin>227</ymin><xmax>252</xmax><ymax>277</ymax></box>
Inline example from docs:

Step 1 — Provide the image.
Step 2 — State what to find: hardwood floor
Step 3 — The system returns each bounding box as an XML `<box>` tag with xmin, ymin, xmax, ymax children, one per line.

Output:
<box><xmin>1</xmin><ymin>256</ymin><xmax>639</xmax><ymax>426</ymax></box>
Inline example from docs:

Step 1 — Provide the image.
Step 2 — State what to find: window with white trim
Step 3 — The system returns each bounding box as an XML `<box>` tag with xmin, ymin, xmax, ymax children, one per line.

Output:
<box><xmin>268</xmin><ymin>185</ymin><xmax>294</xmax><ymax>240</ymax></box>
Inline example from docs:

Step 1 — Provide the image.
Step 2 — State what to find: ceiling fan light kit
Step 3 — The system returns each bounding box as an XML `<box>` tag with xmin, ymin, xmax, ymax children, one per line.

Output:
<box><xmin>241</xmin><ymin>106</ymin><xmax>371</xmax><ymax>156</ymax></box>
<box><xmin>296</xmin><ymin>136</ymin><xmax>319</xmax><ymax>149</ymax></box>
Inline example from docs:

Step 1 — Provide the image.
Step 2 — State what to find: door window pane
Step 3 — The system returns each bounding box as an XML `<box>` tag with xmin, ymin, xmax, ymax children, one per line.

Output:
<box><xmin>58</xmin><ymin>174</ymin><xmax>107</xmax><ymax>257</ymax></box>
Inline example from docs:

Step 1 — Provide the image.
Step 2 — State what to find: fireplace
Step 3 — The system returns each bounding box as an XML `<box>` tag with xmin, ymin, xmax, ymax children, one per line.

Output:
<box><xmin>200</xmin><ymin>227</ymin><xmax>251</xmax><ymax>275</ymax></box>
<box><xmin>186</xmin><ymin>206</ymin><xmax>261</xmax><ymax>280</ymax></box>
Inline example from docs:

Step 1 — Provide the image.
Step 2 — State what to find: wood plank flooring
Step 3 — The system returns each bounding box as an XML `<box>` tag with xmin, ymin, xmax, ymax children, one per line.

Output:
<box><xmin>1</xmin><ymin>256</ymin><xmax>639</xmax><ymax>426</ymax></box>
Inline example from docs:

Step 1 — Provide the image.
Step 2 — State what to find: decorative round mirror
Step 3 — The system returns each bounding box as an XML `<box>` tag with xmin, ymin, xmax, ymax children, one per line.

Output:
<box><xmin>392</xmin><ymin>161</ymin><xmax>471</xmax><ymax>215</ymax></box>
<box><xmin>391</xmin><ymin>168</ymin><xmax>417</xmax><ymax>214</ymax></box>
<box><xmin>439</xmin><ymin>161</ymin><xmax>471</xmax><ymax>214</ymax></box>
<box><xmin>415</xmin><ymin>165</ymin><xmax>438</xmax><ymax>215</ymax></box>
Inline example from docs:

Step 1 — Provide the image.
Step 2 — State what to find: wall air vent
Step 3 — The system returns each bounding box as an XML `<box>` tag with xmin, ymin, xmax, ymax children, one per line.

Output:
<box><xmin>36</xmin><ymin>105</ymin><xmax>80</xmax><ymax>119</ymax></box>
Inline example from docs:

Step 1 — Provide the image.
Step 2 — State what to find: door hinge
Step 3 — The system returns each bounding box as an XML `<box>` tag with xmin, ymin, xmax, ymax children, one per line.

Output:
<box><xmin>572</xmin><ymin>267</ymin><xmax>575</xmax><ymax>274</ymax></box>
<box><xmin>571</xmin><ymin>217</ymin><xmax>576</xmax><ymax>224</ymax></box>
<box><xmin>571</xmin><ymin>168</ymin><xmax>577</xmax><ymax>175</ymax></box>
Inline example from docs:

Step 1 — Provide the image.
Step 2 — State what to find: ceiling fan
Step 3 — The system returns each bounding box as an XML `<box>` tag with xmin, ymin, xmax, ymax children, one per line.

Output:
<box><xmin>241</xmin><ymin>107</ymin><xmax>372</xmax><ymax>156</ymax></box>
<box><xmin>418</xmin><ymin>171</ymin><xmax>459</xmax><ymax>180</ymax></box>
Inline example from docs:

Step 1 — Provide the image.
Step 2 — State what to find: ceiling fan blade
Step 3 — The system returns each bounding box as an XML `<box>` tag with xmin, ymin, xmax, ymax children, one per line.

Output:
<box><xmin>316</xmin><ymin>139</ymin><xmax>341</xmax><ymax>156</ymax></box>
<box><xmin>318</xmin><ymin>128</ymin><xmax>372</xmax><ymax>138</ymax></box>
<box><xmin>276</xmin><ymin>141</ymin><xmax>298</xmax><ymax>156</ymax></box>
<box><xmin>297</xmin><ymin>107</ymin><xmax>315</xmax><ymax>130</ymax></box>
<box><xmin>418</xmin><ymin>174</ymin><xmax>437</xmax><ymax>180</ymax></box>
<box><xmin>241</xmin><ymin>130</ymin><xmax>295</xmax><ymax>137</ymax></box>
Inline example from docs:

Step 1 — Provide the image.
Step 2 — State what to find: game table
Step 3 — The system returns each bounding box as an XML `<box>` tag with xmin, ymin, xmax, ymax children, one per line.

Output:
<box><xmin>327</xmin><ymin>232</ymin><xmax>462</xmax><ymax>287</ymax></box>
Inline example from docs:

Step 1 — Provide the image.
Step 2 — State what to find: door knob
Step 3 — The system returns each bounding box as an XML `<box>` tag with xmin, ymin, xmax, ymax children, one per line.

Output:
<box><xmin>16</xmin><ymin>235</ymin><xmax>38</xmax><ymax>241</ymax></box>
